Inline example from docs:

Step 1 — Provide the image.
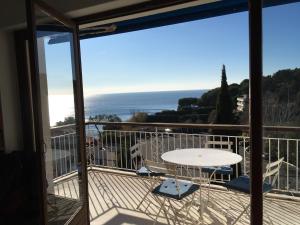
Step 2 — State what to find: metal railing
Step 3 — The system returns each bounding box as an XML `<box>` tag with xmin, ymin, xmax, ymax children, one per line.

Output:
<box><xmin>51</xmin><ymin>132</ymin><xmax>78</xmax><ymax>178</ymax></box>
<box><xmin>50</xmin><ymin>122</ymin><xmax>300</xmax><ymax>194</ymax></box>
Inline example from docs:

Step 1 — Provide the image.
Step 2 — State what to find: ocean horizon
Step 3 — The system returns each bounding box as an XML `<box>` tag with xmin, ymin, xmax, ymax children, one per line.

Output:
<box><xmin>49</xmin><ymin>89</ymin><xmax>207</xmax><ymax>126</ymax></box>
<box><xmin>85</xmin><ymin>89</ymin><xmax>207</xmax><ymax>121</ymax></box>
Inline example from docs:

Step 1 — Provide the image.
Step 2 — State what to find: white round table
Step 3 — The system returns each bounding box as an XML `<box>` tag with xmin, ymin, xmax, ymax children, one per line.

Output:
<box><xmin>161</xmin><ymin>148</ymin><xmax>242</xmax><ymax>167</ymax></box>
<box><xmin>161</xmin><ymin>148</ymin><xmax>242</xmax><ymax>221</ymax></box>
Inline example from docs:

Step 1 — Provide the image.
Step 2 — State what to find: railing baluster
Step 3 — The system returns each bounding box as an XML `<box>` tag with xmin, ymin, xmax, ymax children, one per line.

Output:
<box><xmin>101</xmin><ymin>130</ymin><xmax>104</xmax><ymax>166</ymax></box>
<box><xmin>68</xmin><ymin>134</ymin><xmax>71</xmax><ymax>173</ymax></box>
<box><xmin>139</xmin><ymin>131</ymin><xmax>142</xmax><ymax>166</ymax></box>
<box><xmin>243</xmin><ymin>137</ymin><xmax>246</xmax><ymax>175</ymax></box>
<box><xmin>278</xmin><ymin>139</ymin><xmax>280</xmax><ymax>189</ymax></box>
<box><xmin>199</xmin><ymin>134</ymin><xmax>202</xmax><ymax>148</ymax></box>
<box><xmin>53</xmin><ymin>137</ymin><xmax>57</xmax><ymax>178</ymax></box>
<box><xmin>161</xmin><ymin>132</ymin><xmax>164</xmax><ymax>155</ymax></box>
<box><xmin>145</xmin><ymin>132</ymin><xmax>148</xmax><ymax>161</ymax></box>
<box><xmin>125</xmin><ymin>131</ymin><xmax>128</xmax><ymax>169</ymax></box>
<box><xmin>156</xmin><ymin>128</ymin><xmax>159</xmax><ymax>163</ymax></box>
<box><xmin>185</xmin><ymin>133</ymin><xmax>188</xmax><ymax>148</ymax></box>
<box><xmin>105</xmin><ymin>131</ymin><xmax>108</xmax><ymax>167</ymax></box>
<box><xmin>287</xmin><ymin>140</ymin><xmax>289</xmax><ymax>190</ymax></box>
<box><xmin>173</xmin><ymin>133</ymin><xmax>176</xmax><ymax>150</ymax></box>
<box><xmin>120</xmin><ymin>131</ymin><xmax>123</xmax><ymax>169</ymax></box>
<box><xmin>297</xmin><ymin>140</ymin><xmax>299</xmax><ymax>192</ymax></box>
<box><xmin>59</xmin><ymin>136</ymin><xmax>62</xmax><ymax>176</ymax></box>
<box><xmin>129</xmin><ymin>131</ymin><xmax>132</xmax><ymax>169</ymax></box>
<box><xmin>97</xmin><ymin>133</ymin><xmax>100</xmax><ymax>165</ymax></box>
<box><xmin>73</xmin><ymin>133</ymin><xmax>76</xmax><ymax>171</ymax></box>
<box><xmin>192</xmin><ymin>134</ymin><xmax>194</xmax><ymax>148</ymax></box>
<box><xmin>179</xmin><ymin>133</ymin><xmax>182</xmax><ymax>149</ymax></box>
<box><xmin>235</xmin><ymin>137</ymin><xmax>238</xmax><ymax>178</ymax></box>
<box><xmin>269</xmin><ymin>139</ymin><xmax>271</xmax><ymax>183</ymax></box>
<box><xmin>114</xmin><ymin>130</ymin><xmax>117</xmax><ymax>168</ymax></box>
<box><xmin>167</xmin><ymin>133</ymin><xmax>170</xmax><ymax>151</ymax></box>
<box><xmin>150</xmin><ymin>133</ymin><xmax>153</xmax><ymax>161</ymax></box>
<box><xmin>109</xmin><ymin>130</ymin><xmax>113</xmax><ymax>168</ymax></box>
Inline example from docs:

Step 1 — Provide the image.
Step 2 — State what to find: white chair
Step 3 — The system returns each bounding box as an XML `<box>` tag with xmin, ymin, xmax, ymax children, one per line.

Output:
<box><xmin>203</xmin><ymin>140</ymin><xmax>234</xmax><ymax>179</ymax></box>
<box><xmin>130</xmin><ymin>142</ymin><xmax>144</xmax><ymax>169</ymax></box>
<box><xmin>204</xmin><ymin>140</ymin><xmax>233</xmax><ymax>151</ymax></box>
<box><xmin>224</xmin><ymin>157</ymin><xmax>284</xmax><ymax>225</ymax></box>
<box><xmin>202</xmin><ymin>140</ymin><xmax>234</xmax><ymax>202</ymax></box>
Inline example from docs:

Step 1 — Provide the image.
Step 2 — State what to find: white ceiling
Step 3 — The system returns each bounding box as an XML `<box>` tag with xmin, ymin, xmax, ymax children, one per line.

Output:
<box><xmin>0</xmin><ymin>0</ymin><xmax>150</xmax><ymax>30</ymax></box>
<box><xmin>80</xmin><ymin>0</ymin><xmax>217</xmax><ymax>29</ymax></box>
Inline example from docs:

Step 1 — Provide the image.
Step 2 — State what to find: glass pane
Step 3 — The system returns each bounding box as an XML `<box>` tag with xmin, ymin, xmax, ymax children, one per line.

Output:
<box><xmin>263</xmin><ymin>1</ymin><xmax>300</xmax><ymax>224</ymax></box>
<box><xmin>81</xmin><ymin>9</ymin><xmax>250</xmax><ymax>224</ymax></box>
<box><xmin>34</xmin><ymin>6</ymin><xmax>83</xmax><ymax>225</ymax></box>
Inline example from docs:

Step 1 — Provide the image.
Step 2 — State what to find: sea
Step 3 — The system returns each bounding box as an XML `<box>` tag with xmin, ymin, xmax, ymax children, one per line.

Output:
<box><xmin>49</xmin><ymin>89</ymin><xmax>206</xmax><ymax>126</ymax></box>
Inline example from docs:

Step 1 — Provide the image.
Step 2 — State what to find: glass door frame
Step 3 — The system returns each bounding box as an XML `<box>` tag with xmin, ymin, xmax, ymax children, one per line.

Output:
<box><xmin>25</xmin><ymin>0</ymin><xmax>89</xmax><ymax>224</ymax></box>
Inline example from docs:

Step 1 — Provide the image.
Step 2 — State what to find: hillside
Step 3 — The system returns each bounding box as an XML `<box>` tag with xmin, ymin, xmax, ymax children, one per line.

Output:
<box><xmin>145</xmin><ymin>68</ymin><xmax>300</xmax><ymax>126</ymax></box>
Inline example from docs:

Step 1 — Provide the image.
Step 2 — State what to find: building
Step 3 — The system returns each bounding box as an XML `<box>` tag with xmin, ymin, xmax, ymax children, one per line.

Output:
<box><xmin>236</xmin><ymin>95</ymin><xmax>249</xmax><ymax>112</ymax></box>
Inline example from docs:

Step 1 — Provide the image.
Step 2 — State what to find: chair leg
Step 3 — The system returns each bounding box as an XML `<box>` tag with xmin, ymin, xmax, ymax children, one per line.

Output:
<box><xmin>137</xmin><ymin>177</ymin><xmax>157</xmax><ymax>210</ymax></box>
<box><xmin>207</xmin><ymin>170</ymin><xmax>216</xmax><ymax>203</ymax></box>
<box><xmin>183</xmin><ymin>192</ymin><xmax>196</xmax><ymax>225</ymax></box>
<box><xmin>153</xmin><ymin>197</ymin><xmax>164</xmax><ymax>225</ymax></box>
<box><xmin>153</xmin><ymin>196</ymin><xmax>172</xmax><ymax>225</ymax></box>
<box><xmin>231</xmin><ymin>203</ymin><xmax>250</xmax><ymax>225</ymax></box>
<box><xmin>236</xmin><ymin>193</ymin><xmax>250</xmax><ymax>217</ymax></box>
<box><xmin>166</xmin><ymin>199</ymin><xmax>178</xmax><ymax>225</ymax></box>
<box><xmin>227</xmin><ymin>191</ymin><xmax>251</xmax><ymax>225</ymax></box>
<box><xmin>137</xmin><ymin>188</ymin><xmax>152</xmax><ymax>209</ymax></box>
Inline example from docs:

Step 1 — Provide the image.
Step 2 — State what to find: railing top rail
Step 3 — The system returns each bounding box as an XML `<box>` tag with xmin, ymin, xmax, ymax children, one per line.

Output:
<box><xmin>86</xmin><ymin>121</ymin><xmax>300</xmax><ymax>132</ymax></box>
<box><xmin>51</xmin><ymin>124</ymin><xmax>76</xmax><ymax>131</ymax></box>
<box><xmin>50</xmin><ymin>121</ymin><xmax>300</xmax><ymax>132</ymax></box>
<box><xmin>86</xmin><ymin>121</ymin><xmax>249</xmax><ymax>130</ymax></box>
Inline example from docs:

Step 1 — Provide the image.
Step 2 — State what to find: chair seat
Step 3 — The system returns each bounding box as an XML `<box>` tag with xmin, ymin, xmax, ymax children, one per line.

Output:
<box><xmin>136</xmin><ymin>166</ymin><xmax>165</xmax><ymax>177</ymax></box>
<box><xmin>152</xmin><ymin>178</ymin><xmax>199</xmax><ymax>200</ymax></box>
<box><xmin>224</xmin><ymin>175</ymin><xmax>273</xmax><ymax>194</ymax></box>
<box><xmin>202</xmin><ymin>166</ymin><xmax>233</xmax><ymax>175</ymax></box>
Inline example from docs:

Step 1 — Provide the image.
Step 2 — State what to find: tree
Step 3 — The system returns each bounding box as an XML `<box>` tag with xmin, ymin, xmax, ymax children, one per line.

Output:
<box><xmin>129</xmin><ymin>112</ymin><xmax>148</xmax><ymax>122</ymax></box>
<box><xmin>88</xmin><ymin>114</ymin><xmax>122</xmax><ymax>130</ymax></box>
<box><xmin>177</xmin><ymin>98</ymin><xmax>198</xmax><ymax>111</ymax></box>
<box><xmin>215</xmin><ymin>65</ymin><xmax>234</xmax><ymax>124</ymax></box>
<box><xmin>56</xmin><ymin>116</ymin><xmax>75</xmax><ymax>126</ymax></box>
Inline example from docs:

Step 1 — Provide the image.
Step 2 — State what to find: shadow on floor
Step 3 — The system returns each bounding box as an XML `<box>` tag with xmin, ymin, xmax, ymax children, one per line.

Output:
<box><xmin>48</xmin><ymin>194</ymin><xmax>81</xmax><ymax>225</ymax></box>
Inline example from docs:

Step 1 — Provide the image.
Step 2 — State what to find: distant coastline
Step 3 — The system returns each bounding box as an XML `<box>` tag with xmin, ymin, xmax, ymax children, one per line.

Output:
<box><xmin>86</xmin><ymin>89</ymin><xmax>209</xmax><ymax>97</ymax></box>
<box><xmin>84</xmin><ymin>89</ymin><xmax>207</xmax><ymax>122</ymax></box>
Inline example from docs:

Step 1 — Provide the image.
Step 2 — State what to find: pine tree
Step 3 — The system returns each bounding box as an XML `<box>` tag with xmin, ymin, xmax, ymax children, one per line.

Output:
<box><xmin>215</xmin><ymin>65</ymin><xmax>234</xmax><ymax>124</ymax></box>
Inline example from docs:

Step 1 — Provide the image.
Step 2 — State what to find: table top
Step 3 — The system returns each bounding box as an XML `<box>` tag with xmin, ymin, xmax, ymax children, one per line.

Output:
<box><xmin>161</xmin><ymin>148</ymin><xmax>242</xmax><ymax>167</ymax></box>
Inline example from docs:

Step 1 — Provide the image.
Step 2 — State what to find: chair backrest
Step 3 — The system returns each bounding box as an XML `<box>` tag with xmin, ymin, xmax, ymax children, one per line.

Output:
<box><xmin>263</xmin><ymin>157</ymin><xmax>284</xmax><ymax>186</ymax></box>
<box><xmin>205</xmin><ymin>140</ymin><xmax>233</xmax><ymax>151</ymax></box>
<box><xmin>144</xmin><ymin>159</ymin><xmax>177</xmax><ymax>176</ymax></box>
<box><xmin>130</xmin><ymin>143</ymin><xmax>142</xmax><ymax>159</ymax></box>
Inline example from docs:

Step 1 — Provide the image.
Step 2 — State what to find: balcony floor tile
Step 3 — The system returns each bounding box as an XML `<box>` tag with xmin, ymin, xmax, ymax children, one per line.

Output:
<box><xmin>51</xmin><ymin>169</ymin><xmax>300</xmax><ymax>225</ymax></box>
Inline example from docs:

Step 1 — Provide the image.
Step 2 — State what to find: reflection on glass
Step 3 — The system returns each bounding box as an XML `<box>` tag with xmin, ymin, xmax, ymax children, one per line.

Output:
<box><xmin>35</xmin><ymin>9</ymin><xmax>82</xmax><ymax>225</ymax></box>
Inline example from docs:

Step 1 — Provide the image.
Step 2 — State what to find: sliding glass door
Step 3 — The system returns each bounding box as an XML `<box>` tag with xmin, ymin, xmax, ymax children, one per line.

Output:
<box><xmin>26</xmin><ymin>1</ymin><xmax>88</xmax><ymax>224</ymax></box>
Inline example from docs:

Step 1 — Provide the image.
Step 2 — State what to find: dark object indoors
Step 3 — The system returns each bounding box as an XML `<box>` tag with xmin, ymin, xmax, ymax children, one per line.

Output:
<box><xmin>0</xmin><ymin>151</ymin><xmax>40</xmax><ymax>225</ymax></box>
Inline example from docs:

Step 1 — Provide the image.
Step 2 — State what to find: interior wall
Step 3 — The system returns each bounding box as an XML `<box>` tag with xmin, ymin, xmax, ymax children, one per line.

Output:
<box><xmin>0</xmin><ymin>31</ymin><xmax>23</xmax><ymax>152</ymax></box>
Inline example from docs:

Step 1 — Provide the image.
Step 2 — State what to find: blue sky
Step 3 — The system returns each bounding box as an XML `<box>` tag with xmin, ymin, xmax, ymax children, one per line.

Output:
<box><xmin>45</xmin><ymin>2</ymin><xmax>300</xmax><ymax>96</ymax></box>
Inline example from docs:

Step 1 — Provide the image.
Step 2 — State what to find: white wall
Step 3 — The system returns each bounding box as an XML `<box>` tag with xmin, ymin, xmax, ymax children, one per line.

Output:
<box><xmin>0</xmin><ymin>31</ymin><xmax>23</xmax><ymax>152</ymax></box>
<box><xmin>37</xmin><ymin>38</ymin><xmax>54</xmax><ymax>191</ymax></box>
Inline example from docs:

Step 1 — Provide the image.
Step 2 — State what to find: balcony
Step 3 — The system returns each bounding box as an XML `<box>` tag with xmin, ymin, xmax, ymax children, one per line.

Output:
<box><xmin>49</xmin><ymin>122</ymin><xmax>300</xmax><ymax>225</ymax></box>
<box><xmin>50</xmin><ymin>169</ymin><xmax>299</xmax><ymax>225</ymax></box>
